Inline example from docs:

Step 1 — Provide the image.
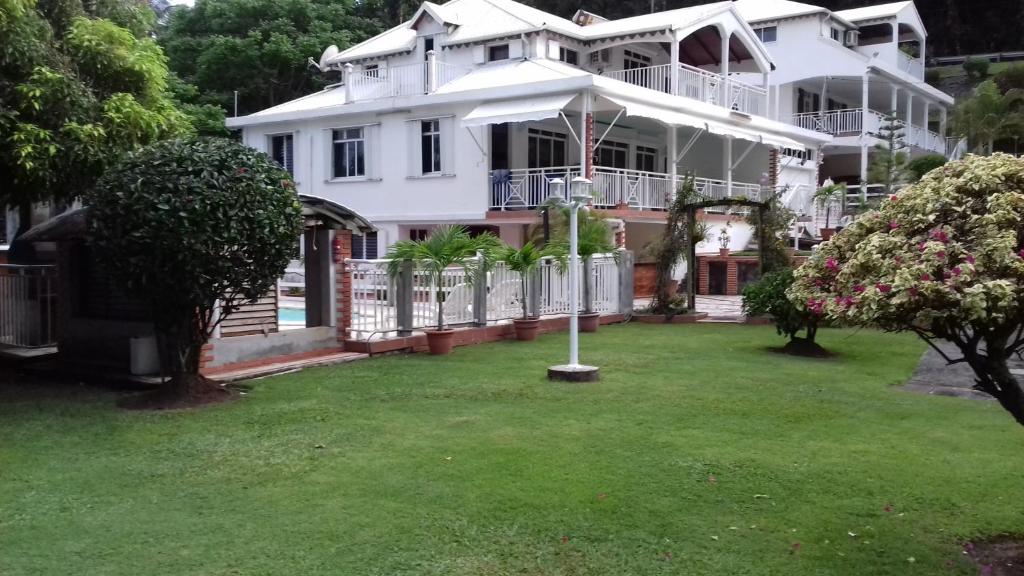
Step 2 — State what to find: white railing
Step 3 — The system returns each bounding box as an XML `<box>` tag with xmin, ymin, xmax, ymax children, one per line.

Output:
<box><xmin>349</xmin><ymin>259</ymin><xmax>398</xmax><ymax>339</ymax></box>
<box><xmin>790</xmin><ymin>108</ymin><xmax>874</xmax><ymax>135</ymax></box>
<box><xmin>490</xmin><ymin>166</ymin><xmax>580</xmax><ymax>210</ymax></box>
<box><xmin>345</xmin><ymin>61</ymin><xmax>470</xmax><ymax>103</ymax></box>
<box><xmin>947</xmin><ymin>137</ymin><xmax>968</xmax><ymax>160</ymax></box>
<box><xmin>605</xmin><ymin>63</ymin><xmax>767</xmax><ymax>116</ymax></box>
<box><xmin>591</xmin><ymin>167</ymin><xmax>674</xmax><ymax>210</ymax></box>
<box><xmin>0</xmin><ymin>264</ymin><xmax>58</xmax><ymax>348</ymax></box>
<box><xmin>898</xmin><ymin>52</ymin><xmax>925</xmax><ymax>79</ymax></box>
<box><xmin>490</xmin><ymin>167</ymin><xmax>766</xmax><ymax>211</ymax></box>
<box><xmin>345</xmin><ymin>254</ymin><xmax>623</xmax><ymax>339</ymax></box>
<box><xmin>590</xmin><ymin>255</ymin><xmax>620</xmax><ymax>314</ymax></box>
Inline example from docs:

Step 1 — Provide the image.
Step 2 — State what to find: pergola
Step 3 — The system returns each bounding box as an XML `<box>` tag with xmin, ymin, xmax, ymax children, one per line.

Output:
<box><xmin>681</xmin><ymin>195</ymin><xmax>775</xmax><ymax>311</ymax></box>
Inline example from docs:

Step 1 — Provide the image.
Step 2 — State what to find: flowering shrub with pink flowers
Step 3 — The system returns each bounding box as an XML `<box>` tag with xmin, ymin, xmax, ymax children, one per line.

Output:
<box><xmin>789</xmin><ymin>154</ymin><xmax>1024</xmax><ymax>426</ymax></box>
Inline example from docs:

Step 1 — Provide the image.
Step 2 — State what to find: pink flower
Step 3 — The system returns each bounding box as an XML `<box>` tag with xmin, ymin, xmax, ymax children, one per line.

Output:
<box><xmin>826</xmin><ymin>257</ymin><xmax>838</xmax><ymax>271</ymax></box>
<box><xmin>930</xmin><ymin>229</ymin><xmax>949</xmax><ymax>243</ymax></box>
<box><xmin>943</xmin><ymin>271</ymin><xmax>952</xmax><ymax>280</ymax></box>
<box><xmin>889</xmin><ymin>220</ymin><xmax>900</xmax><ymax>230</ymax></box>
<box><xmin>936</xmin><ymin>251</ymin><xmax>946</xmax><ymax>260</ymax></box>
<box><xmin>918</xmin><ymin>242</ymin><xmax>927</xmax><ymax>252</ymax></box>
<box><xmin>952</xmin><ymin>266</ymin><xmax>963</xmax><ymax>276</ymax></box>
<box><xmin>909</xmin><ymin>287</ymin><xmax>919</xmax><ymax>297</ymax></box>
<box><xmin>889</xmin><ymin>195</ymin><xmax>899</xmax><ymax>202</ymax></box>
<box><xmin>966</xmin><ymin>254</ymin><xmax>976</xmax><ymax>264</ymax></box>
<box><xmin>920</xmin><ymin>273</ymin><xmax>931</xmax><ymax>281</ymax></box>
<box><xmin>876</xmin><ymin>283</ymin><xmax>892</xmax><ymax>293</ymax></box>
<box><xmin>1018</xmin><ymin>248</ymin><xmax>1024</xmax><ymax>259</ymax></box>
<box><xmin>854</xmin><ymin>284</ymin><xmax>866</xmax><ymax>293</ymax></box>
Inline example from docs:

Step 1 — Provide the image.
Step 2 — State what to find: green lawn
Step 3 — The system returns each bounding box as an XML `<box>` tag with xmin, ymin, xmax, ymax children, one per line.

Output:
<box><xmin>2</xmin><ymin>324</ymin><xmax>1022</xmax><ymax>575</ymax></box>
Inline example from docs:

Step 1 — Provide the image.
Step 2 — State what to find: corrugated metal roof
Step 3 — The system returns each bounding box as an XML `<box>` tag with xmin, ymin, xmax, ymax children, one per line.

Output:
<box><xmin>834</xmin><ymin>1</ymin><xmax>913</xmax><ymax>22</ymax></box>
<box><xmin>733</xmin><ymin>0</ymin><xmax>828</xmax><ymax>23</ymax></box>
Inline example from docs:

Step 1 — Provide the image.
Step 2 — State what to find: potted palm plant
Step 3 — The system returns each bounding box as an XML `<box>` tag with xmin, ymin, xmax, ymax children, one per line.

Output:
<box><xmin>497</xmin><ymin>242</ymin><xmax>549</xmax><ymax>341</ymax></box>
<box><xmin>718</xmin><ymin>223</ymin><xmax>732</xmax><ymax>257</ymax></box>
<box><xmin>549</xmin><ymin>208</ymin><xmax>617</xmax><ymax>333</ymax></box>
<box><xmin>813</xmin><ymin>181</ymin><xmax>847</xmax><ymax>240</ymax></box>
<box><xmin>386</xmin><ymin>225</ymin><xmax>498</xmax><ymax>355</ymax></box>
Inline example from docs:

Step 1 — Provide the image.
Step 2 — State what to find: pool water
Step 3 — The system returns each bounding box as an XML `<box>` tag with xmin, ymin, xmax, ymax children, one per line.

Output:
<box><xmin>279</xmin><ymin>308</ymin><xmax>306</xmax><ymax>324</ymax></box>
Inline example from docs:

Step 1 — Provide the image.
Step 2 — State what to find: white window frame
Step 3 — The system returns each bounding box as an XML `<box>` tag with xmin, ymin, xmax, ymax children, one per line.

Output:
<box><xmin>331</xmin><ymin>127</ymin><xmax>366</xmax><ymax>180</ymax></box>
<box><xmin>487</xmin><ymin>43</ymin><xmax>510</xmax><ymax>62</ymax></box>
<box><xmin>559</xmin><ymin>47</ymin><xmax>579</xmax><ymax>65</ymax></box>
<box><xmin>268</xmin><ymin>132</ymin><xmax>294</xmax><ymax>175</ymax></box>
<box><xmin>421</xmin><ymin>119</ymin><xmax>442</xmax><ymax>175</ymax></box>
<box><xmin>753</xmin><ymin>26</ymin><xmax>778</xmax><ymax>43</ymax></box>
<box><xmin>635</xmin><ymin>144</ymin><xmax>658</xmax><ymax>173</ymax></box>
<box><xmin>407</xmin><ymin>116</ymin><xmax>454</xmax><ymax>178</ymax></box>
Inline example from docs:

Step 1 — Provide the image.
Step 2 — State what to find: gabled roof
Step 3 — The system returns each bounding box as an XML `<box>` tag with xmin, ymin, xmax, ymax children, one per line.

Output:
<box><xmin>734</xmin><ymin>0</ymin><xmax>855</xmax><ymax>28</ymax></box>
<box><xmin>331</xmin><ymin>0</ymin><xmax>771</xmax><ymax>64</ymax></box>
<box><xmin>834</xmin><ymin>1</ymin><xmax>913</xmax><ymax>22</ymax></box>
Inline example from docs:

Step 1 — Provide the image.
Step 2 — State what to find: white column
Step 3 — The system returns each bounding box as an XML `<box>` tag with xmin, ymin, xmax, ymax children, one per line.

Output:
<box><xmin>940</xmin><ymin>107</ymin><xmax>948</xmax><ymax>137</ymax></box>
<box><xmin>426</xmin><ymin>50</ymin><xmax>439</xmax><ymax>92</ymax></box>
<box><xmin>923</xmin><ymin>100</ymin><xmax>931</xmax><ymax>134</ymax></box>
<box><xmin>859</xmin><ymin>144</ymin><xmax>869</xmax><ymax>202</ymax></box>
<box><xmin>861</xmin><ymin>73</ymin><xmax>870</xmax><ymax>137</ymax></box>
<box><xmin>668</xmin><ymin>126</ymin><xmax>678</xmax><ymax>197</ymax></box>
<box><xmin>669</xmin><ymin>32</ymin><xmax>680</xmax><ymax>96</ymax></box>
<box><xmin>906</xmin><ymin>93</ymin><xmax>914</xmax><ymax>136</ymax></box>
<box><xmin>890</xmin><ymin>85</ymin><xmax>899</xmax><ymax>115</ymax></box>
<box><xmin>724</xmin><ymin>137</ymin><xmax>733</xmax><ymax>197</ymax></box>
<box><xmin>720</xmin><ymin>29</ymin><xmax>730</xmax><ymax>105</ymax></box>
<box><xmin>344</xmin><ymin>63</ymin><xmax>354</xmax><ymax>103</ymax></box>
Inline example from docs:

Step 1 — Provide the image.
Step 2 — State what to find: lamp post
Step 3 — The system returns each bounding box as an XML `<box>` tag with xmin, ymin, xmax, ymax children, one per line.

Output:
<box><xmin>545</xmin><ymin>178</ymin><xmax>565</xmax><ymax>246</ymax></box>
<box><xmin>548</xmin><ymin>176</ymin><xmax>600</xmax><ymax>382</ymax></box>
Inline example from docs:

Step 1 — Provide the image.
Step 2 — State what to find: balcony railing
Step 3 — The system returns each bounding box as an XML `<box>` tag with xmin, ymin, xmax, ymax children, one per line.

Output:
<box><xmin>344</xmin><ymin>61</ymin><xmax>470</xmax><ymax>103</ymax></box>
<box><xmin>489</xmin><ymin>166</ymin><xmax>766</xmax><ymax>211</ymax></box>
<box><xmin>605</xmin><ymin>63</ymin><xmax>768</xmax><ymax>116</ymax></box>
<box><xmin>898</xmin><ymin>51</ymin><xmax>925</xmax><ymax>79</ymax></box>
<box><xmin>790</xmin><ymin>109</ymin><xmax>949</xmax><ymax>155</ymax></box>
<box><xmin>0</xmin><ymin>264</ymin><xmax>58</xmax><ymax>348</ymax></box>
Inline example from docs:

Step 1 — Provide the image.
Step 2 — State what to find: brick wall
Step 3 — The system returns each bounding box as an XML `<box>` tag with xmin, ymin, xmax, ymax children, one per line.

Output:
<box><xmin>334</xmin><ymin>229</ymin><xmax>353</xmax><ymax>346</ymax></box>
<box><xmin>585</xmin><ymin>112</ymin><xmax>594</xmax><ymax>179</ymax></box>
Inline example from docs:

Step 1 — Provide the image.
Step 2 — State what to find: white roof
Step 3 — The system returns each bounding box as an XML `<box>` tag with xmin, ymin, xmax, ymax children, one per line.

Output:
<box><xmin>436</xmin><ymin>58</ymin><xmax>588</xmax><ymax>94</ymax></box>
<box><xmin>246</xmin><ymin>85</ymin><xmax>347</xmax><ymax>118</ymax></box>
<box><xmin>333</xmin><ymin>0</ymin><xmax>764</xmax><ymax>64</ymax></box>
<box><xmin>834</xmin><ymin>1</ymin><xmax>913</xmax><ymax>22</ymax></box>
<box><xmin>734</xmin><ymin>0</ymin><xmax>856</xmax><ymax>28</ymax></box>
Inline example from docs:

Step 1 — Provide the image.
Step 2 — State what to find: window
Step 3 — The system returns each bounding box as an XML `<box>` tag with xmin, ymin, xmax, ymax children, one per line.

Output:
<box><xmin>409</xmin><ymin>229</ymin><xmax>429</xmax><ymax>241</ymax></box>
<box><xmin>527</xmin><ymin>128</ymin><xmax>567</xmax><ymax>169</ymax></box>
<box><xmin>781</xmin><ymin>147</ymin><xmax>815</xmax><ymax>162</ymax></box>
<box><xmin>488</xmin><ymin>44</ymin><xmax>510</xmax><ymax>61</ymax></box>
<box><xmin>364</xmin><ymin>64</ymin><xmax>379</xmax><ymax>78</ymax></box>
<box><xmin>623</xmin><ymin>49</ymin><xmax>652</xmax><ymax>70</ymax></box>
<box><xmin>421</xmin><ymin>119</ymin><xmax>441</xmax><ymax>175</ymax></box>
<box><xmin>594</xmin><ymin>140</ymin><xmax>628</xmax><ymax>170</ymax></box>
<box><xmin>490</xmin><ymin>123</ymin><xmax>509</xmax><ymax>170</ymax></box>
<box><xmin>830</xmin><ymin>27</ymin><xmax>841</xmax><ymax>42</ymax></box>
<box><xmin>270</xmin><ymin>134</ymin><xmax>294</xmax><ymax>175</ymax></box>
<box><xmin>635</xmin><ymin>145</ymin><xmax>657</xmax><ymax>173</ymax></box>
<box><xmin>753</xmin><ymin>26</ymin><xmax>777</xmax><ymax>43</ymax></box>
<box><xmin>424</xmin><ymin>36</ymin><xmax>434</xmax><ymax>60</ymax></box>
<box><xmin>559</xmin><ymin>47</ymin><xmax>579</xmax><ymax>65</ymax></box>
<box><xmin>352</xmin><ymin>231</ymin><xmax>378</xmax><ymax>259</ymax></box>
<box><xmin>332</xmin><ymin>128</ymin><xmax>365</xmax><ymax>179</ymax></box>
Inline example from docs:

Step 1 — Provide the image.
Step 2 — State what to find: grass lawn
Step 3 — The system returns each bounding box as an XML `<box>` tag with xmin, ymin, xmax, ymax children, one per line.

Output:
<box><xmin>2</xmin><ymin>324</ymin><xmax>1023</xmax><ymax>575</ymax></box>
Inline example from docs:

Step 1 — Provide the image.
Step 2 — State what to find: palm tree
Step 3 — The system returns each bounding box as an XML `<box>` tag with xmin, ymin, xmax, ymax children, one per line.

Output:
<box><xmin>386</xmin><ymin>225</ymin><xmax>499</xmax><ymax>330</ymax></box>
<box><xmin>548</xmin><ymin>208</ymin><xmax>618</xmax><ymax>315</ymax></box>
<box><xmin>954</xmin><ymin>81</ymin><xmax>1024</xmax><ymax>155</ymax></box>
<box><xmin>497</xmin><ymin>242</ymin><xmax>549</xmax><ymax>320</ymax></box>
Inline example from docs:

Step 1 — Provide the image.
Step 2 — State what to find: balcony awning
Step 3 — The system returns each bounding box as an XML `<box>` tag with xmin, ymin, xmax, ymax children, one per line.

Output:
<box><xmin>461</xmin><ymin>93</ymin><xmax>578</xmax><ymax>128</ymax></box>
<box><xmin>598</xmin><ymin>94</ymin><xmax>805</xmax><ymax>150</ymax></box>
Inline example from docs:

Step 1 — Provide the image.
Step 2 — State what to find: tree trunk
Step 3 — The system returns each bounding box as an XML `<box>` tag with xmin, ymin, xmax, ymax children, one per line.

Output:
<box><xmin>436</xmin><ymin>288</ymin><xmax>445</xmax><ymax>330</ymax></box>
<box><xmin>158</xmin><ymin>316</ymin><xmax>220</xmax><ymax>400</ymax></box>
<box><xmin>521</xmin><ymin>275</ymin><xmax>529</xmax><ymax>319</ymax></box>
<box><xmin>964</xmin><ymin>343</ymin><xmax>1024</xmax><ymax>426</ymax></box>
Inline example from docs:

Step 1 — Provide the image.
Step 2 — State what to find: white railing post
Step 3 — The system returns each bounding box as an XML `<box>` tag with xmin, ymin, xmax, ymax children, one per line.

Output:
<box><xmin>426</xmin><ymin>50</ymin><xmax>438</xmax><ymax>93</ymax></box>
<box><xmin>472</xmin><ymin>251</ymin><xmax>487</xmax><ymax>326</ymax></box>
<box><xmin>344</xmin><ymin>63</ymin><xmax>355</xmax><ymax>103</ymax></box>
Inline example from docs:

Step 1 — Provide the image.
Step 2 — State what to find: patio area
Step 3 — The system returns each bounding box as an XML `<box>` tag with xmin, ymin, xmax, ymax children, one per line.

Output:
<box><xmin>2</xmin><ymin>324</ymin><xmax>1021</xmax><ymax>575</ymax></box>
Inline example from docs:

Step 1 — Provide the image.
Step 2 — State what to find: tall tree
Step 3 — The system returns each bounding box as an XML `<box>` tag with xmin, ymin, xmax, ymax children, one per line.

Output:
<box><xmin>0</xmin><ymin>0</ymin><xmax>193</xmax><ymax>250</ymax></box>
<box><xmin>159</xmin><ymin>0</ymin><xmax>382</xmax><ymax>116</ymax></box>
<box><xmin>868</xmin><ymin>112</ymin><xmax>910</xmax><ymax>195</ymax></box>
<box><xmin>954</xmin><ymin>80</ymin><xmax>1024</xmax><ymax>156</ymax></box>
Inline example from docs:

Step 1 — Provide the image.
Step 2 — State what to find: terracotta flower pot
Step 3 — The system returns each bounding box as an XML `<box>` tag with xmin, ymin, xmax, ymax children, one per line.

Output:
<box><xmin>579</xmin><ymin>312</ymin><xmax>600</xmax><ymax>333</ymax></box>
<box><xmin>719</xmin><ymin>248</ymin><xmax>730</xmax><ymax>257</ymax></box>
<box><xmin>820</xmin><ymin>228</ymin><xmax>836</xmax><ymax>240</ymax></box>
<box><xmin>425</xmin><ymin>329</ymin><xmax>456</xmax><ymax>355</ymax></box>
<box><xmin>512</xmin><ymin>318</ymin><xmax>541</xmax><ymax>341</ymax></box>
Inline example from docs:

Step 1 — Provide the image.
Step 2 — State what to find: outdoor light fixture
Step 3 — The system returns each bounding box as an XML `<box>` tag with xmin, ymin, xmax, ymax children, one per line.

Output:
<box><xmin>548</xmin><ymin>176</ymin><xmax>600</xmax><ymax>383</ymax></box>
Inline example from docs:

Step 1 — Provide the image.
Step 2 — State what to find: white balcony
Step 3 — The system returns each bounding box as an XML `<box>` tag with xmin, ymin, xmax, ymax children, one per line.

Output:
<box><xmin>605</xmin><ymin>63</ymin><xmax>768</xmax><ymax>117</ymax></box>
<box><xmin>897</xmin><ymin>52</ymin><xmax>925</xmax><ymax>79</ymax></box>
<box><xmin>489</xmin><ymin>166</ymin><xmax>766</xmax><ymax>211</ymax></box>
<box><xmin>790</xmin><ymin>108</ymin><xmax>949</xmax><ymax>155</ymax></box>
<box><xmin>344</xmin><ymin>61</ymin><xmax>469</xmax><ymax>103</ymax></box>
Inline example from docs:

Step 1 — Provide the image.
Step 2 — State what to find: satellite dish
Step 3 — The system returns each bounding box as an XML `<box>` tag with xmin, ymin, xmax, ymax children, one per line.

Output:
<box><xmin>319</xmin><ymin>45</ymin><xmax>340</xmax><ymax>70</ymax></box>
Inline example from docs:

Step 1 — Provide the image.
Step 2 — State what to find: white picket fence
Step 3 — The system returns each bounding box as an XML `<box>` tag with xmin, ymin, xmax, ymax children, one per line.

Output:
<box><xmin>346</xmin><ymin>254</ymin><xmax>621</xmax><ymax>340</ymax></box>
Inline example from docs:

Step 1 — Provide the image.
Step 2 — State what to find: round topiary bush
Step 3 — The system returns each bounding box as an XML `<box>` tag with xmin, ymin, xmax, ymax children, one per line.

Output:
<box><xmin>88</xmin><ymin>137</ymin><xmax>304</xmax><ymax>402</ymax></box>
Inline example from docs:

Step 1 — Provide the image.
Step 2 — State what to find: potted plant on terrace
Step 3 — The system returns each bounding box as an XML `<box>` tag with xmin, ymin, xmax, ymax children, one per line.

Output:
<box><xmin>718</xmin><ymin>223</ymin><xmax>731</xmax><ymax>257</ymax></box>
<box><xmin>497</xmin><ymin>242</ymin><xmax>549</xmax><ymax>341</ymax></box>
<box><xmin>386</xmin><ymin>225</ymin><xmax>499</xmax><ymax>355</ymax></box>
<box><xmin>813</xmin><ymin>180</ymin><xmax>847</xmax><ymax>240</ymax></box>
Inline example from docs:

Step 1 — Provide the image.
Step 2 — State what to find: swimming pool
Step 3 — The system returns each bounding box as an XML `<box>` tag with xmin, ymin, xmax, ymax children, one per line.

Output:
<box><xmin>279</xmin><ymin>308</ymin><xmax>306</xmax><ymax>324</ymax></box>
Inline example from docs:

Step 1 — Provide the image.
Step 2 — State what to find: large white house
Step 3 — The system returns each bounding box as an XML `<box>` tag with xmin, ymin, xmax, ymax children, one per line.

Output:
<box><xmin>733</xmin><ymin>0</ymin><xmax>962</xmax><ymax>205</ymax></box>
<box><xmin>226</xmin><ymin>0</ymin><xmax>832</xmax><ymax>258</ymax></box>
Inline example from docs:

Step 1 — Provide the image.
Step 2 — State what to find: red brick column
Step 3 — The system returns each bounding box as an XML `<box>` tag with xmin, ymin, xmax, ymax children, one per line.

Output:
<box><xmin>585</xmin><ymin>112</ymin><xmax>594</xmax><ymax>179</ymax></box>
<box><xmin>199</xmin><ymin>343</ymin><xmax>214</xmax><ymax>372</ymax></box>
<box><xmin>333</xmin><ymin>230</ymin><xmax>353</xmax><ymax>345</ymax></box>
<box><xmin>698</xmin><ymin>257</ymin><xmax>710</xmax><ymax>295</ymax></box>
<box><xmin>726</xmin><ymin>260</ymin><xmax>739</xmax><ymax>296</ymax></box>
<box><xmin>769</xmin><ymin>148</ymin><xmax>780</xmax><ymax>190</ymax></box>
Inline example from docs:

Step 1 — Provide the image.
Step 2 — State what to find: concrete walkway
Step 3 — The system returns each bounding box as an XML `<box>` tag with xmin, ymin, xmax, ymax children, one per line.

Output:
<box><xmin>902</xmin><ymin>340</ymin><xmax>1024</xmax><ymax>401</ymax></box>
